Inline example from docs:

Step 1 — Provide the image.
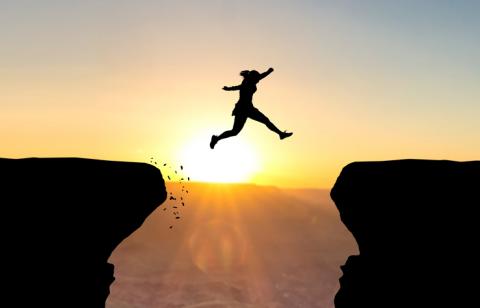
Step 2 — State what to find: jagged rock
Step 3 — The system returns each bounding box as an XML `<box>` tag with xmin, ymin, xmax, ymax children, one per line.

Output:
<box><xmin>0</xmin><ymin>158</ymin><xmax>166</xmax><ymax>308</ymax></box>
<box><xmin>331</xmin><ymin>160</ymin><xmax>479</xmax><ymax>307</ymax></box>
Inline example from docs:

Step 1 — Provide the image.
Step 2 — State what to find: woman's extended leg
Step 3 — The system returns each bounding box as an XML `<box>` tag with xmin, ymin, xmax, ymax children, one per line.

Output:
<box><xmin>210</xmin><ymin>115</ymin><xmax>247</xmax><ymax>149</ymax></box>
<box><xmin>248</xmin><ymin>108</ymin><xmax>292</xmax><ymax>139</ymax></box>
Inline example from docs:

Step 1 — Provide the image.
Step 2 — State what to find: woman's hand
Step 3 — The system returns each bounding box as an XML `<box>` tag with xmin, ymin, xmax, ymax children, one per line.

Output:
<box><xmin>268</xmin><ymin>67</ymin><xmax>274</xmax><ymax>73</ymax></box>
<box><xmin>222</xmin><ymin>86</ymin><xmax>230</xmax><ymax>91</ymax></box>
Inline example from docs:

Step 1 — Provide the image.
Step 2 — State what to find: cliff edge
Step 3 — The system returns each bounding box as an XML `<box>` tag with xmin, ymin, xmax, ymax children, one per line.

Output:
<box><xmin>0</xmin><ymin>158</ymin><xmax>166</xmax><ymax>307</ymax></box>
<box><xmin>331</xmin><ymin>160</ymin><xmax>479</xmax><ymax>307</ymax></box>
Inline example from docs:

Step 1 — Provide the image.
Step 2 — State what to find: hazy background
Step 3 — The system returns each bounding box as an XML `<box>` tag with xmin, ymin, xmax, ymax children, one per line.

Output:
<box><xmin>107</xmin><ymin>182</ymin><xmax>357</xmax><ymax>308</ymax></box>
<box><xmin>2</xmin><ymin>0</ymin><xmax>480</xmax><ymax>188</ymax></box>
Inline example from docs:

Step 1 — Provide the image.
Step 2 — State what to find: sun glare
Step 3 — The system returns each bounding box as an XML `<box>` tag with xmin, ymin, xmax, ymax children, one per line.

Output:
<box><xmin>179</xmin><ymin>134</ymin><xmax>260</xmax><ymax>183</ymax></box>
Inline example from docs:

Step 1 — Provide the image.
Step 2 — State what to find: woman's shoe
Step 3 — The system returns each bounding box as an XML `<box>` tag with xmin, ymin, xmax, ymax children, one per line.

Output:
<box><xmin>210</xmin><ymin>135</ymin><xmax>219</xmax><ymax>149</ymax></box>
<box><xmin>279</xmin><ymin>131</ymin><xmax>293</xmax><ymax>140</ymax></box>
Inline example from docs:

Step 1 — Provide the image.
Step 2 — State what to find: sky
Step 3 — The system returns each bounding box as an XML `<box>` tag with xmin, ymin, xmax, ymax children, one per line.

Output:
<box><xmin>1</xmin><ymin>0</ymin><xmax>479</xmax><ymax>188</ymax></box>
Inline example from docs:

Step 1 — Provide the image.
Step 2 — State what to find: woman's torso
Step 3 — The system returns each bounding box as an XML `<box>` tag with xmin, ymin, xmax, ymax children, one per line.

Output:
<box><xmin>237</xmin><ymin>80</ymin><xmax>257</xmax><ymax>106</ymax></box>
<box><xmin>232</xmin><ymin>78</ymin><xmax>260</xmax><ymax>116</ymax></box>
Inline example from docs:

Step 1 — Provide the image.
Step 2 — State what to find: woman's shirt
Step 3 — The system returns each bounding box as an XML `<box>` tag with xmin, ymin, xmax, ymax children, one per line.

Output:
<box><xmin>237</xmin><ymin>79</ymin><xmax>257</xmax><ymax>106</ymax></box>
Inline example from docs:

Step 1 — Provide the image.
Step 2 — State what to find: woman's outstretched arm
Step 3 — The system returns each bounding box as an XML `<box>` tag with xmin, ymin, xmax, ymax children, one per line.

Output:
<box><xmin>259</xmin><ymin>67</ymin><xmax>274</xmax><ymax>80</ymax></box>
<box><xmin>223</xmin><ymin>85</ymin><xmax>241</xmax><ymax>91</ymax></box>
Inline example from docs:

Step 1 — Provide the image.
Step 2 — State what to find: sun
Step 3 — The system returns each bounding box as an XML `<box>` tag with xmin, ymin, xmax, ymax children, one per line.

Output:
<box><xmin>179</xmin><ymin>134</ymin><xmax>260</xmax><ymax>183</ymax></box>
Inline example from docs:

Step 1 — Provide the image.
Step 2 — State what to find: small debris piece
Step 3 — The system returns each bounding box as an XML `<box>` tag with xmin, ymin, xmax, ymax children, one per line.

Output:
<box><xmin>168</xmin><ymin>176</ymin><xmax>171</xmax><ymax>180</ymax></box>
<box><xmin>163</xmin><ymin>163</ymin><xmax>167</xmax><ymax>166</ymax></box>
<box><xmin>175</xmin><ymin>217</ymin><xmax>180</xmax><ymax>219</ymax></box>
<box><xmin>180</xmin><ymin>165</ymin><xmax>183</xmax><ymax>170</ymax></box>
<box><xmin>169</xmin><ymin>226</ymin><xmax>173</xmax><ymax>229</ymax></box>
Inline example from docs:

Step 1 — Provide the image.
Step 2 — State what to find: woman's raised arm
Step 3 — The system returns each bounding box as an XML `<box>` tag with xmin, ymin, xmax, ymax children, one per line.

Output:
<box><xmin>259</xmin><ymin>67</ymin><xmax>274</xmax><ymax>80</ymax></box>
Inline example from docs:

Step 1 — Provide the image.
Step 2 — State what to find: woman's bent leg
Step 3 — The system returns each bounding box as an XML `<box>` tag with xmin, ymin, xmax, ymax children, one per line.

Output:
<box><xmin>211</xmin><ymin>115</ymin><xmax>247</xmax><ymax>149</ymax></box>
<box><xmin>218</xmin><ymin>115</ymin><xmax>247</xmax><ymax>139</ymax></box>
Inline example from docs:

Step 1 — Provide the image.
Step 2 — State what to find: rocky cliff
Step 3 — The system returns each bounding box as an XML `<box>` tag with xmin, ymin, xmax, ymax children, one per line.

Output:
<box><xmin>0</xmin><ymin>158</ymin><xmax>166</xmax><ymax>307</ymax></box>
<box><xmin>331</xmin><ymin>160</ymin><xmax>479</xmax><ymax>307</ymax></box>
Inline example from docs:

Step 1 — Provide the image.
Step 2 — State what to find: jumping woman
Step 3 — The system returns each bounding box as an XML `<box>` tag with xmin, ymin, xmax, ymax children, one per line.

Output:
<box><xmin>210</xmin><ymin>67</ymin><xmax>293</xmax><ymax>149</ymax></box>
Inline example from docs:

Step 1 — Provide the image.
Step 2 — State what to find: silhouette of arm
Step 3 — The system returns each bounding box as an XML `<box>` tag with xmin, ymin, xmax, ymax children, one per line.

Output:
<box><xmin>259</xmin><ymin>67</ymin><xmax>274</xmax><ymax>80</ymax></box>
<box><xmin>223</xmin><ymin>85</ymin><xmax>241</xmax><ymax>91</ymax></box>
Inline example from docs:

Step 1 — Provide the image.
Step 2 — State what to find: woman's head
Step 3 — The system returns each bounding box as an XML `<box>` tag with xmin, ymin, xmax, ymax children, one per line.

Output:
<box><xmin>240</xmin><ymin>69</ymin><xmax>260</xmax><ymax>81</ymax></box>
<box><xmin>248</xmin><ymin>70</ymin><xmax>260</xmax><ymax>79</ymax></box>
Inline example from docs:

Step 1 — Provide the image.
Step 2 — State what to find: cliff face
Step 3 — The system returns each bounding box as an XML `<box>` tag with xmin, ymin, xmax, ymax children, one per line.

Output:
<box><xmin>0</xmin><ymin>158</ymin><xmax>166</xmax><ymax>308</ymax></box>
<box><xmin>331</xmin><ymin>160</ymin><xmax>479</xmax><ymax>307</ymax></box>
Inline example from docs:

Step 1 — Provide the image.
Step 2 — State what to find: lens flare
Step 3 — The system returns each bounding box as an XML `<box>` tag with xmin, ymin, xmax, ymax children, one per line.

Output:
<box><xmin>188</xmin><ymin>220</ymin><xmax>247</xmax><ymax>273</ymax></box>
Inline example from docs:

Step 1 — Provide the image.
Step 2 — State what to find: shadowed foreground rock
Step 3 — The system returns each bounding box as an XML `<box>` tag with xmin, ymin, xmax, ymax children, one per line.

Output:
<box><xmin>331</xmin><ymin>160</ymin><xmax>479</xmax><ymax>308</ymax></box>
<box><xmin>0</xmin><ymin>158</ymin><xmax>166</xmax><ymax>308</ymax></box>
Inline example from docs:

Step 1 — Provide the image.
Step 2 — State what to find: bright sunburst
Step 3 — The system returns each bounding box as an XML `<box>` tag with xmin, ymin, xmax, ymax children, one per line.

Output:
<box><xmin>179</xmin><ymin>134</ymin><xmax>260</xmax><ymax>183</ymax></box>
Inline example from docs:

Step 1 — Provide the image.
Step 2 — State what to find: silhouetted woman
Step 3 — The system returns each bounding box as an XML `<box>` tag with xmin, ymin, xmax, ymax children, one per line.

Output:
<box><xmin>210</xmin><ymin>68</ymin><xmax>293</xmax><ymax>149</ymax></box>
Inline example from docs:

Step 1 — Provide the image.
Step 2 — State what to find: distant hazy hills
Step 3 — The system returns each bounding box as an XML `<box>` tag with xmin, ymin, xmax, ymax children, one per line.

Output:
<box><xmin>108</xmin><ymin>183</ymin><xmax>357</xmax><ymax>308</ymax></box>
